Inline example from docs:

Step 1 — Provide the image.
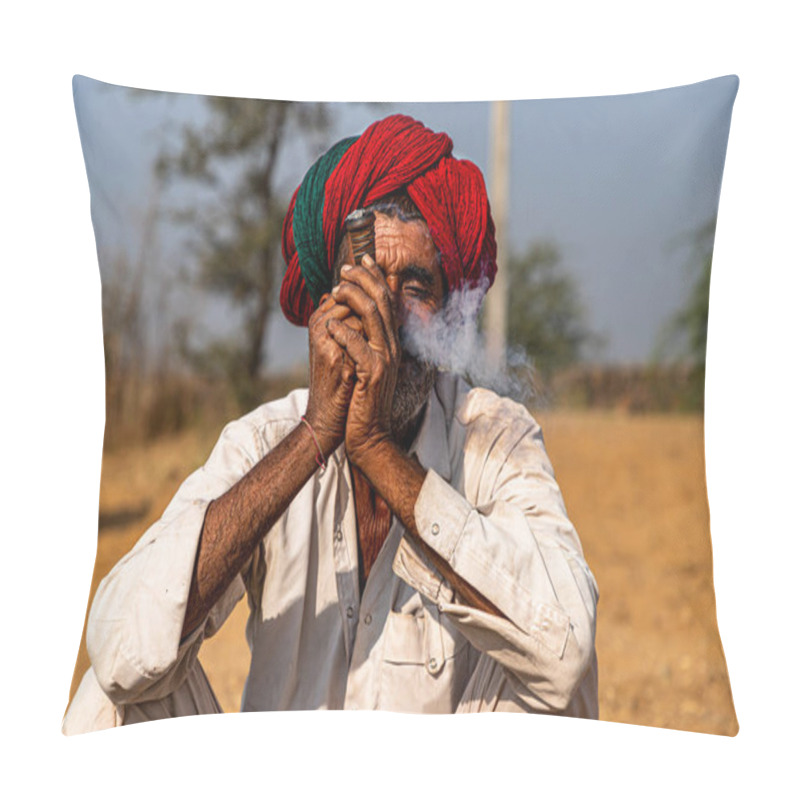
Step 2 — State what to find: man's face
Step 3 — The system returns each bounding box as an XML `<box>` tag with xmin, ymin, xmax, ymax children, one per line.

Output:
<box><xmin>372</xmin><ymin>213</ymin><xmax>445</xmax><ymax>436</ymax></box>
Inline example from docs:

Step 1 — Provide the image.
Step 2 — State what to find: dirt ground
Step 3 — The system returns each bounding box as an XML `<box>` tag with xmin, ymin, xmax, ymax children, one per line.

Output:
<box><xmin>67</xmin><ymin>410</ymin><xmax>738</xmax><ymax>735</ymax></box>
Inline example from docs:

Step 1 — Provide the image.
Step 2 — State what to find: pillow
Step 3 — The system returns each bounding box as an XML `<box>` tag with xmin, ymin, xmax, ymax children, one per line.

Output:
<box><xmin>64</xmin><ymin>74</ymin><xmax>738</xmax><ymax>735</ymax></box>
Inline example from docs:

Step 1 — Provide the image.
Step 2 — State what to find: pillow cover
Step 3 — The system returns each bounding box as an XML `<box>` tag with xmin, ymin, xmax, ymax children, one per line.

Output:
<box><xmin>64</xmin><ymin>74</ymin><xmax>738</xmax><ymax>735</ymax></box>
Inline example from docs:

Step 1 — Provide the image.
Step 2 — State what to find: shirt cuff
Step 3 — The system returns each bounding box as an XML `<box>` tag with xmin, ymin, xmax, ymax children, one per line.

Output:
<box><xmin>393</xmin><ymin>534</ymin><xmax>570</xmax><ymax>664</ymax></box>
<box><xmin>409</xmin><ymin>469</ymin><xmax>564</xmax><ymax>637</ymax></box>
<box><xmin>413</xmin><ymin>469</ymin><xmax>472</xmax><ymax>561</ymax></box>
<box><xmin>392</xmin><ymin>533</ymin><xmax>455</xmax><ymax>606</ymax></box>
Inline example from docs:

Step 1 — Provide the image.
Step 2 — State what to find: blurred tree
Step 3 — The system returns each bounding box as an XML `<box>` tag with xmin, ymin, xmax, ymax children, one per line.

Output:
<box><xmin>654</xmin><ymin>217</ymin><xmax>716</xmax><ymax>411</ymax></box>
<box><xmin>156</xmin><ymin>98</ymin><xmax>334</xmax><ymax>410</ymax></box>
<box><xmin>506</xmin><ymin>241</ymin><xmax>595</xmax><ymax>382</ymax></box>
<box><xmin>100</xmin><ymin>178</ymin><xmax>163</xmax><ymax>445</ymax></box>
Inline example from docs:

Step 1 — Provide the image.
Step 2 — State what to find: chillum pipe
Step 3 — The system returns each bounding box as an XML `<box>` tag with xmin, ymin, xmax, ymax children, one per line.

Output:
<box><xmin>345</xmin><ymin>208</ymin><xmax>376</xmax><ymax>267</ymax></box>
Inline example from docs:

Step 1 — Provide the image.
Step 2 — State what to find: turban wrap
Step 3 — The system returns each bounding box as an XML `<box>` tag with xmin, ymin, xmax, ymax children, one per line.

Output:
<box><xmin>280</xmin><ymin>114</ymin><xmax>498</xmax><ymax>326</ymax></box>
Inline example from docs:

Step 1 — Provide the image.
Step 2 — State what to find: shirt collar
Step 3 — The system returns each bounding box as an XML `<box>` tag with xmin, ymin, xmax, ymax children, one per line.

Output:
<box><xmin>408</xmin><ymin>377</ymin><xmax>452</xmax><ymax>482</ymax></box>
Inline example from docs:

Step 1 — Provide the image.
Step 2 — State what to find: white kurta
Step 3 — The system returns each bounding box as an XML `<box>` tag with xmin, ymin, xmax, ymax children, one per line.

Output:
<box><xmin>67</xmin><ymin>372</ymin><xmax>598</xmax><ymax>732</ymax></box>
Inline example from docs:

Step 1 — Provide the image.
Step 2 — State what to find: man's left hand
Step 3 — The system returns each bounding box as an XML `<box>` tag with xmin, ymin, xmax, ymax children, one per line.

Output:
<box><xmin>326</xmin><ymin>255</ymin><xmax>400</xmax><ymax>471</ymax></box>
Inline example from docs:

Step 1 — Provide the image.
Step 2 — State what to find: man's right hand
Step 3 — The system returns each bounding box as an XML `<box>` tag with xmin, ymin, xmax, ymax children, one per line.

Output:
<box><xmin>180</xmin><ymin>293</ymin><xmax>358</xmax><ymax>639</ymax></box>
<box><xmin>304</xmin><ymin>293</ymin><xmax>358</xmax><ymax>457</ymax></box>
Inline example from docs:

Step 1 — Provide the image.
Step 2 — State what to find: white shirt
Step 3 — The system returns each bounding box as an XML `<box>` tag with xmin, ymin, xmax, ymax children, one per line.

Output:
<box><xmin>85</xmin><ymin>372</ymin><xmax>599</xmax><ymax>719</ymax></box>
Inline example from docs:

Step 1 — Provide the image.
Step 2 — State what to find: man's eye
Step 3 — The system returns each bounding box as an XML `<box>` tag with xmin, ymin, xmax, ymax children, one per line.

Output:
<box><xmin>404</xmin><ymin>285</ymin><xmax>430</xmax><ymax>300</ymax></box>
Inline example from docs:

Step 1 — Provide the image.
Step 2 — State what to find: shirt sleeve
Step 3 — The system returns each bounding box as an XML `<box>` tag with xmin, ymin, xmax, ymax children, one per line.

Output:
<box><xmin>392</xmin><ymin>409</ymin><xmax>599</xmax><ymax>715</ymax></box>
<box><xmin>86</xmin><ymin>417</ymin><xmax>267</xmax><ymax>706</ymax></box>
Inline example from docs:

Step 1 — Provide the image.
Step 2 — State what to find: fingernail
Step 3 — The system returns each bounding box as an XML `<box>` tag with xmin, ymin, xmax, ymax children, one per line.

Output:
<box><xmin>332</xmin><ymin>284</ymin><xmax>341</xmax><ymax>295</ymax></box>
<box><xmin>340</xmin><ymin>264</ymin><xmax>352</xmax><ymax>273</ymax></box>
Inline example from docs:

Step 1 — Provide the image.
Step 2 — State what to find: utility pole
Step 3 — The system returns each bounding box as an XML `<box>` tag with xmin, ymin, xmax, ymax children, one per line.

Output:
<box><xmin>485</xmin><ymin>100</ymin><xmax>510</xmax><ymax>366</ymax></box>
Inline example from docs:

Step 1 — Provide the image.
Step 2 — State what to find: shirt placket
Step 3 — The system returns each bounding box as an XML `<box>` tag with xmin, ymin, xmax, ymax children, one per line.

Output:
<box><xmin>331</xmin><ymin>457</ymin><xmax>360</xmax><ymax>665</ymax></box>
<box><xmin>343</xmin><ymin>518</ymin><xmax>404</xmax><ymax>710</ymax></box>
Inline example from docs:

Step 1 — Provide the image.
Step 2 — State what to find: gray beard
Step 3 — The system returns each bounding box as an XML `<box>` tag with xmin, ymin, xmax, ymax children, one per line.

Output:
<box><xmin>391</xmin><ymin>353</ymin><xmax>436</xmax><ymax>444</ymax></box>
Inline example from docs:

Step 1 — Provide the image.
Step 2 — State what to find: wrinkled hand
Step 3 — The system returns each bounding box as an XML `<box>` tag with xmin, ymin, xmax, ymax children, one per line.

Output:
<box><xmin>304</xmin><ymin>293</ymin><xmax>358</xmax><ymax>457</ymax></box>
<box><xmin>326</xmin><ymin>255</ymin><xmax>401</xmax><ymax>469</ymax></box>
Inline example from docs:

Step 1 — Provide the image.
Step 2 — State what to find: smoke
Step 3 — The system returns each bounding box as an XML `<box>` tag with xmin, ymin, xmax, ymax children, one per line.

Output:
<box><xmin>400</xmin><ymin>278</ymin><xmax>539</xmax><ymax>405</ymax></box>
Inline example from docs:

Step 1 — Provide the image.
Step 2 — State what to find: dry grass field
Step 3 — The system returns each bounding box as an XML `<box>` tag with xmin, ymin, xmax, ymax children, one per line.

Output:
<box><xmin>67</xmin><ymin>409</ymin><xmax>737</xmax><ymax>735</ymax></box>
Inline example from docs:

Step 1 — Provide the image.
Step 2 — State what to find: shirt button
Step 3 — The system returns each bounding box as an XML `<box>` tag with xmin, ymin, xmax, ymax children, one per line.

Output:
<box><xmin>334</xmin><ymin>524</ymin><xmax>343</xmax><ymax>542</ymax></box>
<box><xmin>346</xmin><ymin>606</ymin><xmax>354</xmax><ymax>619</ymax></box>
<box><xmin>364</xmin><ymin>614</ymin><xmax>372</xmax><ymax>625</ymax></box>
<box><xmin>431</xmin><ymin>523</ymin><xmax>440</xmax><ymax>536</ymax></box>
<box><xmin>428</xmin><ymin>657</ymin><xmax>439</xmax><ymax>671</ymax></box>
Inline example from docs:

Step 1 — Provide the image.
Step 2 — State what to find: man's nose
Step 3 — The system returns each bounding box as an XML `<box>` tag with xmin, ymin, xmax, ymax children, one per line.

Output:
<box><xmin>385</xmin><ymin>278</ymin><xmax>406</xmax><ymax>320</ymax></box>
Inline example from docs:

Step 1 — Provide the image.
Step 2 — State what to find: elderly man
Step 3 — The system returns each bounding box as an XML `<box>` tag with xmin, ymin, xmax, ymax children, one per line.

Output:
<box><xmin>64</xmin><ymin>114</ymin><xmax>598</xmax><ymax>731</ymax></box>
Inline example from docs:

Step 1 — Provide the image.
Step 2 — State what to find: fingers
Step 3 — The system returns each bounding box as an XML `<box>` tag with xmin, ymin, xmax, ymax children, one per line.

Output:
<box><xmin>311</xmin><ymin>293</ymin><xmax>365</xmax><ymax>337</ymax></box>
<box><xmin>310</xmin><ymin>295</ymin><xmax>350</xmax><ymax>329</ymax></box>
<box><xmin>332</xmin><ymin>256</ymin><xmax>399</xmax><ymax>361</ymax></box>
<box><xmin>308</xmin><ymin>294</ymin><xmax>358</xmax><ymax>378</ymax></box>
<box><xmin>345</xmin><ymin>255</ymin><xmax>398</xmax><ymax>336</ymax></box>
<box><xmin>331</xmin><ymin>281</ymin><xmax>387</xmax><ymax>352</ymax></box>
<box><xmin>327</xmin><ymin>317</ymin><xmax>379</xmax><ymax>376</ymax></box>
<box><xmin>310</xmin><ymin>296</ymin><xmax>359</xmax><ymax>350</ymax></box>
<box><xmin>312</xmin><ymin>292</ymin><xmax>335</xmax><ymax>317</ymax></box>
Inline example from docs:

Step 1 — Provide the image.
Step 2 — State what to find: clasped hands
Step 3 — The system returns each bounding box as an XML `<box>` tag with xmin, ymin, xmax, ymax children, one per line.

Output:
<box><xmin>304</xmin><ymin>255</ymin><xmax>401</xmax><ymax>472</ymax></box>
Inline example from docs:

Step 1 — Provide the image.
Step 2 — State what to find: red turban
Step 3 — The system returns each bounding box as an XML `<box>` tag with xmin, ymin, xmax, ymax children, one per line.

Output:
<box><xmin>280</xmin><ymin>114</ymin><xmax>497</xmax><ymax>326</ymax></box>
